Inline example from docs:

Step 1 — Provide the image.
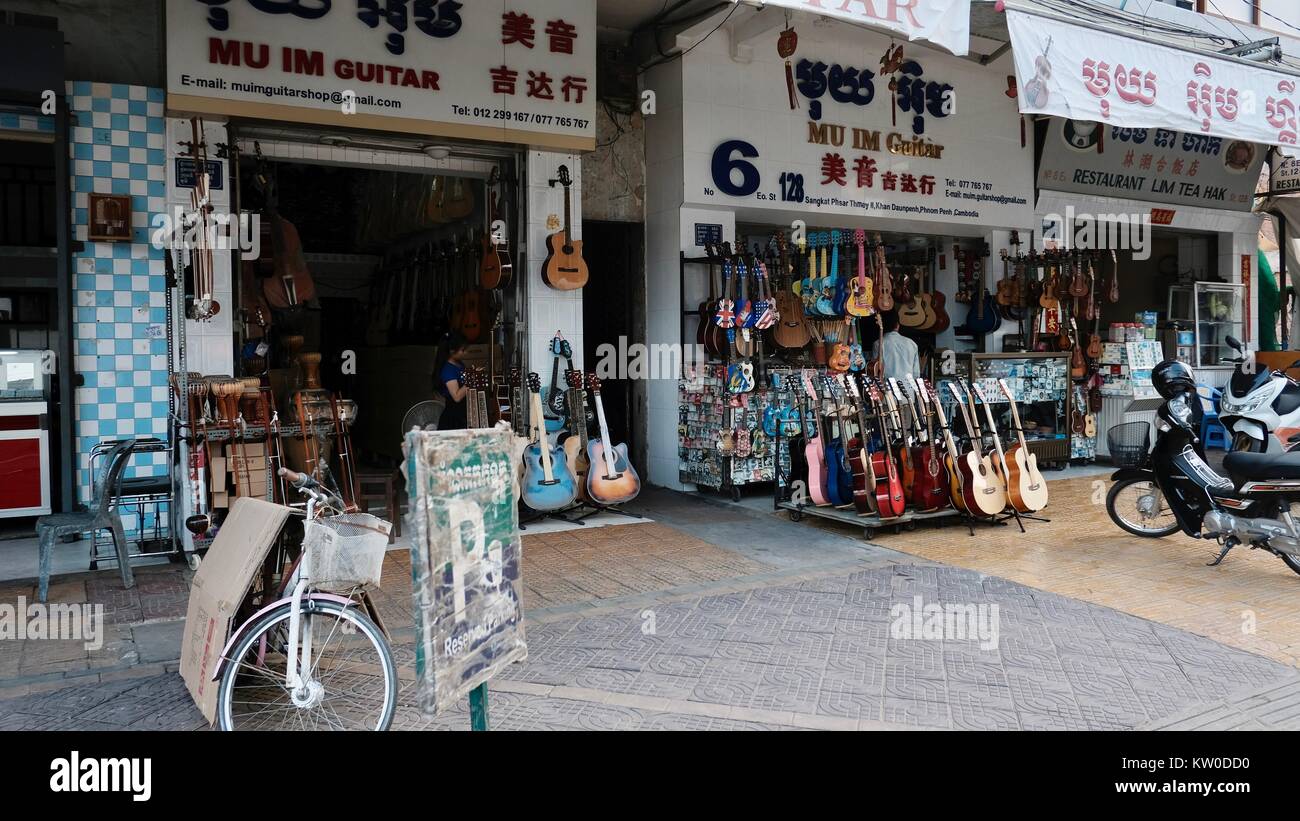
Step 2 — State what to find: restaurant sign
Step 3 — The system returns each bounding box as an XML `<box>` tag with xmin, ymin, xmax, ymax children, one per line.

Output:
<box><xmin>1038</xmin><ymin>118</ymin><xmax>1265</xmax><ymax>211</ymax></box>
<box><xmin>165</xmin><ymin>0</ymin><xmax>596</xmax><ymax>150</ymax></box>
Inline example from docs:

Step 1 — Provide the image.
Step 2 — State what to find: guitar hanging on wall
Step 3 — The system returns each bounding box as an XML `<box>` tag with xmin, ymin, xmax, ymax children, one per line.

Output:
<box><xmin>541</xmin><ymin>164</ymin><xmax>588</xmax><ymax>290</ymax></box>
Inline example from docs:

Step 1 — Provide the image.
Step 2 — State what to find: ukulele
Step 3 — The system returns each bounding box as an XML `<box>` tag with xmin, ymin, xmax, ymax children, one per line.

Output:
<box><xmin>845</xmin><ymin>229</ymin><xmax>874</xmax><ymax>318</ymax></box>
<box><xmin>584</xmin><ymin>373</ymin><xmax>641</xmax><ymax>505</ymax></box>
<box><xmin>997</xmin><ymin>378</ymin><xmax>1048</xmax><ymax>512</ymax></box>
<box><xmin>1069</xmin><ymin>317</ymin><xmax>1087</xmax><ymax>379</ymax></box>
<box><xmin>520</xmin><ymin>372</ymin><xmax>578</xmax><ymax>512</ymax></box>
<box><xmin>540</xmin><ymin>165</ymin><xmax>588</xmax><ymax>290</ymax></box>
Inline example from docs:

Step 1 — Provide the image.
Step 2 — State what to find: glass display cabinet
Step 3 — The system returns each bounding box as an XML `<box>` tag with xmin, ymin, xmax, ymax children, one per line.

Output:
<box><xmin>1168</xmin><ymin>282</ymin><xmax>1245</xmax><ymax>371</ymax></box>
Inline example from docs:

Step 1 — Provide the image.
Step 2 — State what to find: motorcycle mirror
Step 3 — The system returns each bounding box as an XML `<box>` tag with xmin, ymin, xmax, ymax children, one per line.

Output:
<box><xmin>1225</xmin><ymin>335</ymin><xmax>1243</xmax><ymax>352</ymax></box>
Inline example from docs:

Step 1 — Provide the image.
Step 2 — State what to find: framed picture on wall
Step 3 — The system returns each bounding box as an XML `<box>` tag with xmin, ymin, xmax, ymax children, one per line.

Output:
<box><xmin>87</xmin><ymin>193</ymin><xmax>133</xmax><ymax>241</ymax></box>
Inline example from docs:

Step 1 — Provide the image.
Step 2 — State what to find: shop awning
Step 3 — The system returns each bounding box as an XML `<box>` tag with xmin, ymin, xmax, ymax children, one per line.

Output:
<box><xmin>1004</xmin><ymin>3</ymin><xmax>1300</xmax><ymax>157</ymax></box>
<box><xmin>732</xmin><ymin>0</ymin><xmax>972</xmax><ymax>57</ymax></box>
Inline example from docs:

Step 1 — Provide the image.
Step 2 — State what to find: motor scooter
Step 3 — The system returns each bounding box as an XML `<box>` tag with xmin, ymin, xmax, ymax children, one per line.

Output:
<box><xmin>1217</xmin><ymin>336</ymin><xmax>1300</xmax><ymax>452</ymax></box>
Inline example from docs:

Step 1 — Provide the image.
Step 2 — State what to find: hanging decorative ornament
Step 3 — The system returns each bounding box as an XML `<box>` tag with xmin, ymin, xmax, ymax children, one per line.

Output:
<box><xmin>1005</xmin><ymin>75</ymin><xmax>1025</xmax><ymax>148</ymax></box>
<box><xmin>777</xmin><ymin>23</ymin><xmax>799</xmax><ymax>111</ymax></box>
<box><xmin>881</xmin><ymin>44</ymin><xmax>904</xmax><ymax>128</ymax></box>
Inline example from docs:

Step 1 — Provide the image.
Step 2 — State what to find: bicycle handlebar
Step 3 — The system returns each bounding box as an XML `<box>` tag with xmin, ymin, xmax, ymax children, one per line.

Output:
<box><xmin>277</xmin><ymin>467</ymin><xmax>344</xmax><ymax>510</ymax></box>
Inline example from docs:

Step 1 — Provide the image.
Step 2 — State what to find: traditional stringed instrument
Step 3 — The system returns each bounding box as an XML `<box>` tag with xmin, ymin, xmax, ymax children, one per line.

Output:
<box><xmin>540</xmin><ymin>164</ymin><xmax>588</xmax><ymax>290</ymax></box>
<box><xmin>997</xmin><ymin>377</ymin><xmax>1049</xmax><ymax>512</ymax></box>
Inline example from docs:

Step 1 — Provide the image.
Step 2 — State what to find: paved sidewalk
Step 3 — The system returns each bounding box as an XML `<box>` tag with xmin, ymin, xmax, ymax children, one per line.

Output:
<box><xmin>1</xmin><ymin>559</ymin><xmax>1293</xmax><ymax>730</ymax></box>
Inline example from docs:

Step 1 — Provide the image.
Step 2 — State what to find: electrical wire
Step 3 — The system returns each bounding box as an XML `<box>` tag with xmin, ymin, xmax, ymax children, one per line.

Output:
<box><xmin>1255</xmin><ymin>4</ymin><xmax>1300</xmax><ymax>37</ymax></box>
<box><xmin>639</xmin><ymin>3</ymin><xmax>738</xmax><ymax>74</ymax></box>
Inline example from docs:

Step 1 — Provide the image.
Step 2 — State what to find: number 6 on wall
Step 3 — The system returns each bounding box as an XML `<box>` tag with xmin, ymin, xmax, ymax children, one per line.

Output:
<box><xmin>711</xmin><ymin>139</ymin><xmax>761</xmax><ymax>197</ymax></box>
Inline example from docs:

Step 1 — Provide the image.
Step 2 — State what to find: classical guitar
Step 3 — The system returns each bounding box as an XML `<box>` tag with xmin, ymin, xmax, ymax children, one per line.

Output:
<box><xmin>480</xmin><ymin>167</ymin><xmax>513</xmax><ymax>289</ymax></box>
<box><xmin>927</xmin><ymin>378</ymin><xmax>967</xmax><ymax>512</ymax></box>
<box><xmin>521</xmin><ymin>372</ymin><xmax>578</xmax><ymax>512</ymax></box>
<box><xmin>997</xmin><ymin>377</ymin><xmax>1049</xmax><ymax>512</ymax></box>
<box><xmin>863</xmin><ymin>376</ymin><xmax>906</xmax><ymax>518</ymax></box>
<box><xmin>949</xmin><ymin>380</ymin><xmax>1006</xmax><ymax>517</ymax></box>
<box><xmin>584</xmin><ymin>373</ymin><xmax>641</xmax><ymax>505</ymax></box>
<box><xmin>800</xmin><ymin>369</ymin><xmax>830</xmax><ymax>506</ymax></box>
<box><xmin>540</xmin><ymin>165</ymin><xmax>588</xmax><ymax>290</ymax></box>
<box><xmin>907</xmin><ymin>375</ymin><xmax>950</xmax><ymax>511</ymax></box>
<box><xmin>560</xmin><ymin>368</ymin><xmax>591</xmax><ymax>503</ymax></box>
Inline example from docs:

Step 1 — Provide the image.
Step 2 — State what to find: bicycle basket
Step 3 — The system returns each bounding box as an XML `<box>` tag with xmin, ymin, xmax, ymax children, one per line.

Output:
<box><xmin>302</xmin><ymin>513</ymin><xmax>392</xmax><ymax>592</ymax></box>
<box><xmin>1107</xmin><ymin>421</ymin><xmax>1151</xmax><ymax>469</ymax></box>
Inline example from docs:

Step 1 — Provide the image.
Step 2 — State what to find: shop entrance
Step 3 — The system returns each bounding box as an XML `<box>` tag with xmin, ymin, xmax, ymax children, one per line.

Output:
<box><xmin>226</xmin><ymin>126</ymin><xmax>523</xmax><ymax>506</ymax></box>
<box><xmin>581</xmin><ymin>219</ymin><xmax>641</xmax><ymax>457</ymax></box>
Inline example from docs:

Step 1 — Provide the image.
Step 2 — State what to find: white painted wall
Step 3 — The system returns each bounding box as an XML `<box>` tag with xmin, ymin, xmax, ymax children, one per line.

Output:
<box><xmin>524</xmin><ymin>150</ymin><xmax>584</xmax><ymax>404</ymax></box>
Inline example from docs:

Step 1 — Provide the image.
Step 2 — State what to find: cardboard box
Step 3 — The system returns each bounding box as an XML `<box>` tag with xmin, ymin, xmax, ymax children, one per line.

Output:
<box><xmin>226</xmin><ymin>442</ymin><xmax>266</xmax><ymax>457</ymax></box>
<box><xmin>211</xmin><ymin>491</ymin><xmax>229</xmax><ymax>509</ymax></box>
<box><xmin>181</xmin><ymin>498</ymin><xmax>291</xmax><ymax>724</ymax></box>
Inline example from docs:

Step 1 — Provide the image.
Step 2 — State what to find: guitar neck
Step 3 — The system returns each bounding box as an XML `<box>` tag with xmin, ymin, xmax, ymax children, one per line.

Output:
<box><xmin>593</xmin><ymin>390</ymin><xmax>616</xmax><ymax>475</ymax></box>
<box><xmin>532</xmin><ymin>391</ymin><xmax>554</xmax><ymax>482</ymax></box>
<box><xmin>1000</xmin><ymin>381</ymin><xmax>1032</xmax><ymax>452</ymax></box>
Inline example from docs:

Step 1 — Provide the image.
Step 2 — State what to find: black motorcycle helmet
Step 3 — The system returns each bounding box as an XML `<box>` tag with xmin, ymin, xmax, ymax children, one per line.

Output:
<box><xmin>1151</xmin><ymin>360</ymin><xmax>1198</xmax><ymax>399</ymax></box>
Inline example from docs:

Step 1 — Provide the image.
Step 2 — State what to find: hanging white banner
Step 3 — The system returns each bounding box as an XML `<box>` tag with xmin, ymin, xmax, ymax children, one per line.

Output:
<box><xmin>1006</xmin><ymin>9</ymin><xmax>1300</xmax><ymax>156</ymax></box>
<box><xmin>742</xmin><ymin>0</ymin><xmax>972</xmax><ymax>57</ymax></box>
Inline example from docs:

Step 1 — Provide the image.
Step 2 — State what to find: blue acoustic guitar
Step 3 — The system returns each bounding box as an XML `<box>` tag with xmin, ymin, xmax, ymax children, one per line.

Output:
<box><xmin>817</xmin><ymin>376</ymin><xmax>847</xmax><ymax>506</ymax></box>
<box><xmin>816</xmin><ymin>230</ymin><xmax>839</xmax><ymax>316</ymax></box>
<box><xmin>522</xmin><ymin>371</ymin><xmax>577</xmax><ymax>512</ymax></box>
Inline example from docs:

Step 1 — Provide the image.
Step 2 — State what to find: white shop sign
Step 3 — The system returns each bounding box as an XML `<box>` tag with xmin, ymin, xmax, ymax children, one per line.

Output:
<box><xmin>681</xmin><ymin>17</ymin><xmax>1034</xmax><ymax>228</ymax></box>
<box><xmin>743</xmin><ymin>0</ymin><xmax>972</xmax><ymax>58</ymax></box>
<box><xmin>1039</xmin><ymin>118</ymin><xmax>1265</xmax><ymax>211</ymax></box>
<box><xmin>164</xmin><ymin>0</ymin><xmax>596</xmax><ymax>151</ymax></box>
<box><xmin>1007</xmin><ymin>9</ymin><xmax>1300</xmax><ymax>158</ymax></box>
<box><xmin>1270</xmin><ymin>153</ymin><xmax>1300</xmax><ymax>194</ymax></box>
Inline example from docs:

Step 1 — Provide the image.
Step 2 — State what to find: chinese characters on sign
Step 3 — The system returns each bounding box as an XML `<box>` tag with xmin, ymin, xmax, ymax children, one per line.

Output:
<box><xmin>1038</xmin><ymin>118</ymin><xmax>1264</xmax><ymax>211</ymax></box>
<box><xmin>166</xmin><ymin>0</ymin><xmax>596</xmax><ymax>149</ymax></box>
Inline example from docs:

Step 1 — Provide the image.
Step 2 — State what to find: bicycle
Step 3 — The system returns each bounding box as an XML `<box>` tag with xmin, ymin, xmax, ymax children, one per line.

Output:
<box><xmin>215</xmin><ymin>468</ymin><xmax>397</xmax><ymax>731</ymax></box>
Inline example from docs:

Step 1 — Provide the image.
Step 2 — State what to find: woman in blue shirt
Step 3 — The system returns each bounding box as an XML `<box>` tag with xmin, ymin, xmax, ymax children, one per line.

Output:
<box><xmin>433</xmin><ymin>331</ymin><xmax>469</xmax><ymax>430</ymax></box>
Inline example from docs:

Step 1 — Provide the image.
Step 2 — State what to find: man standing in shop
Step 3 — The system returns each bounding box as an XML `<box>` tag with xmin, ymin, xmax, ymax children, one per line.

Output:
<box><xmin>875</xmin><ymin>310</ymin><xmax>921</xmax><ymax>389</ymax></box>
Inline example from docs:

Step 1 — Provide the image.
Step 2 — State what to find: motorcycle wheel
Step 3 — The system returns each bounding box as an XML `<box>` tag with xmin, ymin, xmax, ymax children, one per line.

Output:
<box><xmin>1232</xmin><ymin>431</ymin><xmax>1265</xmax><ymax>452</ymax></box>
<box><xmin>1280</xmin><ymin>553</ymin><xmax>1300</xmax><ymax>577</ymax></box>
<box><xmin>1106</xmin><ymin>478</ymin><xmax>1180</xmax><ymax>538</ymax></box>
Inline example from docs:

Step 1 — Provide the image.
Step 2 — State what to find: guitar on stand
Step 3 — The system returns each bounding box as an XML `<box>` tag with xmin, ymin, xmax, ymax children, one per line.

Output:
<box><xmin>584</xmin><ymin>373</ymin><xmax>642</xmax><ymax>508</ymax></box>
<box><xmin>997</xmin><ymin>377</ymin><xmax>1049</xmax><ymax>513</ymax></box>
<box><xmin>862</xmin><ymin>376</ymin><xmax>906</xmax><ymax>518</ymax></box>
<box><xmin>560</xmin><ymin>368</ymin><xmax>591</xmax><ymax>504</ymax></box>
<box><xmin>907</xmin><ymin>375</ymin><xmax>950</xmax><ymax>512</ymax></box>
<box><xmin>799</xmin><ymin>369</ymin><xmax>830</xmax><ymax>506</ymax></box>
<box><xmin>521</xmin><ymin>372</ymin><xmax>578</xmax><ymax>514</ymax></box>
<box><xmin>948</xmin><ymin>380</ymin><xmax>1006</xmax><ymax>518</ymax></box>
<box><xmin>971</xmin><ymin>382</ymin><xmax>1023</xmax><ymax>531</ymax></box>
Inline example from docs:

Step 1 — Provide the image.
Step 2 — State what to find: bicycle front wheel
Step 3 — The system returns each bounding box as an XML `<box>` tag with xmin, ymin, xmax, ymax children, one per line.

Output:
<box><xmin>216</xmin><ymin>598</ymin><xmax>397</xmax><ymax>731</ymax></box>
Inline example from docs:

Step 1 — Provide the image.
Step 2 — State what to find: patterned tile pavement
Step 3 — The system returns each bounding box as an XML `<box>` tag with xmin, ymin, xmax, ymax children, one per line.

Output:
<box><xmin>874</xmin><ymin>476</ymin><xmax>1300</xmax><ymax>667</ymax></box>
<box><xmin>1</xmin><ymin>561</ymin><xmax>1294</xmax><ymax>730</ymax></box>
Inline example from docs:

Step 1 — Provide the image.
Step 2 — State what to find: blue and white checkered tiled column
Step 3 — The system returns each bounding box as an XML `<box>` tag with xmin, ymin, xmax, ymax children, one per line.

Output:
<box><xmin>67</xmin><ymin>82</ymin><xmax>170</xmax><ymax>504</ymax></box>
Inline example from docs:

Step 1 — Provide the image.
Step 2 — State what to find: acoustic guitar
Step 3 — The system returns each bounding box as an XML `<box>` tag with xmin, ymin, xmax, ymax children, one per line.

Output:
<box><xmin>560</xmin><ymin>368</ymin><xmax>591</xmax><ymax>503</ymax></box>
<box><xmin>479</xmin><ymin>168</ymin><xmax>513</xmax><ymax>289</ymax></box>
<box><xmin>949</xmin><ymin>380</ymin><xmax>1006</xmax><ymax>517</ymax></box>
<box><xmin>863</xmin><ymin>377</ymin><xmax>906</xmax><ymax>518</ymax></box>
<box><xmin>971</xmin><ymin>382</ymin><xmax>1016</xmax><ymax>513</ymax></box>
<box><xmin>907</xmin><ymin>375</ymin><xmax>950</xmax><ymax>511</ymax></box>
<box><xmin>521</xmin><ymin>372</ymin><xmax>578</xmax><ymax>512</ymax></box>
<box><xmin>584</xmin><ymin>373</ymin><xmax>641</xmax><ymax>505</ymax></box>
<box><xmin>842</xmin><ymin>375</ymin><xmax>876</xmax><ymax>515</ymax></box>
<box><xmin>997</xmin><ymin>378</ymin><xmax>1049</xmax><ymax>512</ymax></box>
<box><xmin>540</xmin><ymin>165</ymin><xmax>588</xmax><ymax>290</ymax></box>
<box><xmin>773</xmin><ymin>234</ymin><xmax>812</xmax><ymax>349</ymax></box>
<box><xmin>927</xmin><ymin>378</ymin><xmax>967</xmax><ymax>512</ymax></box>
<box><xmin>800</xmin><ymin>369</ymin><xmax>830</xmax><ymax>506</ymax></box>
